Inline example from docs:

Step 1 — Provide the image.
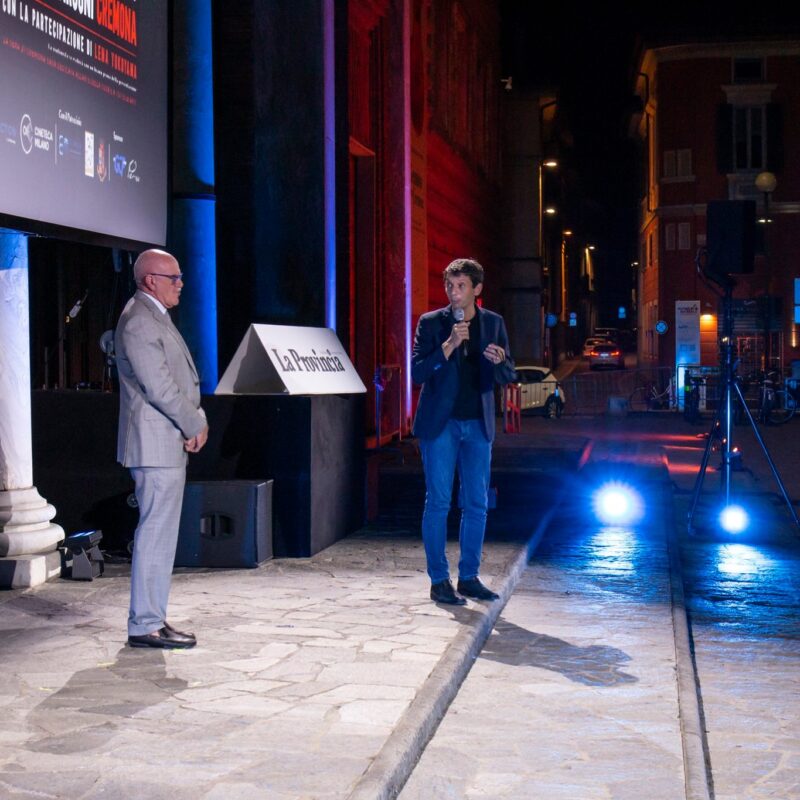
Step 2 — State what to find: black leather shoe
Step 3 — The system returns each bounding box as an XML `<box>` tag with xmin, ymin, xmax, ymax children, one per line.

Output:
<box><xmin>128</xmin><ymin>627</ymin><xmax>197</xmax><ymax>649</ymax></box>
<box><xmin>457</xmin><ymin>577</ymin><xmax>499</xmax><ymax>601</ymax></box>
<box><xmin>430</xmin><ymin>579</ymin><xmax>467</xmax><ymax>606</ymax></box>
<box><xmin>164</xmin><ymin>621</ymin><xmax>196</xmax><ymax>642</ymax></box>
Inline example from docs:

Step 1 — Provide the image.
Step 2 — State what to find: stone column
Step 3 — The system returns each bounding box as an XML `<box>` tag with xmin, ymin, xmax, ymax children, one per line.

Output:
<box><xmin>0</xmin><ymin>231</ymin><xmax>63</xmax><ymax>587</ymax></box>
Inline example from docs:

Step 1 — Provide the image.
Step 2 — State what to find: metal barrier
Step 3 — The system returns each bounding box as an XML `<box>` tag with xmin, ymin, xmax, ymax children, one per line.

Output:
<box><xmin>502</xmin><ymin>383</ymin><xmax>521</xmax><ymax>433</ymax></box>
<box><xmin>560</xmin><ymin>365</ymin><xmax>677</xmax><ymax>415</ymax></box>
<box><xmin>374</xmin><ymin>364</ymin><xmax>403</xmax><ymax>445</ymax></box>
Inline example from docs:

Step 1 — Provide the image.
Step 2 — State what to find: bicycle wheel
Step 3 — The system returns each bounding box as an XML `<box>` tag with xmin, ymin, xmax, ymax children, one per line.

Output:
<box><xmin>769</xmin><ymin>390</ymin><xmax>796</xmax><ymax>424</ymax></box>
<box><xmin>628</xmin><ymin>386</ymin><xmax>651</xmax><ymax>411</ymax></box>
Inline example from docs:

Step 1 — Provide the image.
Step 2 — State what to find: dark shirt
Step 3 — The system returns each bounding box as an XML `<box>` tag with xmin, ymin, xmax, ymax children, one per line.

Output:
<box><xmin>451</xmin><ymin>326</ymin><xmax>483</xmax><ymax>420</ymax></box>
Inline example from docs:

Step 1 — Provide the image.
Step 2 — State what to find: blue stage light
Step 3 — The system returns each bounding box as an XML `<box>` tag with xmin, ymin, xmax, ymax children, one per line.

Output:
<box><xmin>591</xmin><ymin>482</ymin><xmax>644</xmax><ymax>525</ymax></box>
<box><xmin>719</xmin><ymin>504</ymin><xmax>749</xmax><ymax>534</ymax></box>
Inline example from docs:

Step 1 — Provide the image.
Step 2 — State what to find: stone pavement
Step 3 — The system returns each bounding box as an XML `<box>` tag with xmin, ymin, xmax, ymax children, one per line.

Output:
<box><xmin>400</xmin><ymin>483</ymin><xmax>685</xmax><ymax>800</ymax></box>
<box><xmin>0</xmin><ymin>524</ymin><xmax>536</xmax><ymax>800</ymax></box>
<box><xmin>400</xmin><ymin>412</ymin><xmax>800</xmax><ymax>800</ymax></box>
<box><xmin>1</xmin><ymin>409</ymin><xmax>798</xmax><ymax>799</ymax></box>
<box><xmin>664</xmin><ymin>415</ymin><xmax>800</xmax><ymax>800</ymax></box>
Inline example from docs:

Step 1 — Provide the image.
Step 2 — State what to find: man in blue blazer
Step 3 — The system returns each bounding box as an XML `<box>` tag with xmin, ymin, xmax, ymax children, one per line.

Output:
<box><xmin>412</xmin><ymin>258</ymin><xmax>515</xmax><ymax>605</ymax></box>
<box><xmin>116</xmin><ymin>249</ymin><xmax>208</xmax><ymax>648</ymax></box>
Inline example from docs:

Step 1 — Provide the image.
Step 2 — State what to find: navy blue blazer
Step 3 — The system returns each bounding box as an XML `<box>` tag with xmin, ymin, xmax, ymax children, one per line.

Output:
<box><xmin>411</xmin><ymin>305</ymin><xmax>515</xmax><ymax>442</ymax></box>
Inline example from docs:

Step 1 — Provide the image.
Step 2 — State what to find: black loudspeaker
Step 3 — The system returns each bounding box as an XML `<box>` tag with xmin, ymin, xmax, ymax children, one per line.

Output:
<box><xmin>707</xmin><ymin>200</ymin><xmax>756</xmax><ymax>275</ymax></box>
<box><xmin>175</xmin><ymin>480</ymin><xmax>273</xmax><ymax>568</ymax></box>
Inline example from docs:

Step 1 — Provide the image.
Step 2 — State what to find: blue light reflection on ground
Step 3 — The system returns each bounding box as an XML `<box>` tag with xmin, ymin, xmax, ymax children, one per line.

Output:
<box><xmin>681</xmin><ymin>536</ymin><xmax>800</xmax><ymax>638</ymax></box>
<box><xmin>586</xmin><ymin>527</ymin><xmax>636</xmax><ymax>573</ymax></box>
<box><xmin>715</xmin><ymin>543</ymin><xmax>773</xmax><ymax>577</ymax></box>
<box><xmin>536</xmin><ymin>485</ymin><xmax>667</xmax><ymax>606</ymax></box>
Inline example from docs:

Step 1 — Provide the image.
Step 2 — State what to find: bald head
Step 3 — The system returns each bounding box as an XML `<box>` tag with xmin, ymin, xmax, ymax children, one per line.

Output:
<box><xmin>133</xmin><ymin>249</ymin><xmax>177</xmax><ymax>284</ymax></box>
<box><xmin>134</xmin><ymin>249</ymin><xmax>184</xmax><ymax>309</ymax></box>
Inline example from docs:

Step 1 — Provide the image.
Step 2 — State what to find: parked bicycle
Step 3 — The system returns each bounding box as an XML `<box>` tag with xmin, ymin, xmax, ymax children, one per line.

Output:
<box><xmin>628</xmin><ymin>380</ymin><xmax>672</xmax><ymax>411</ymax></box>
<box><xmin>735</xmin><ymin>370</ymin><xmax>796</xmax><ymax>425</ymax></box>
<box><xmin>758</xmin><ymin>370</ymin><xmax>796</xmax><ymax>425</ymax></box>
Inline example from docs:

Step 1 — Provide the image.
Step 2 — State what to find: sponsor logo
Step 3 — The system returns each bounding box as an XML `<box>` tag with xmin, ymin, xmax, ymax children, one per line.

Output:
<box><xmin>84</xmin><ymin>131</ymin><xmax>94</xmax><ymax>177</ymax></box>
<box><xmin>58</xmin><ymin>134</ymin><xmax>81</xmax><ymax>158</ymax></box>
<box><xmin>0</xmin><ymin>122</ymin><xmax>17</xmax><ymax>144</ymax></box>
<box><xmin>97</xmin><ymin>138</ymin><xmax>107</xmax><ymax>182</ymax></box>
<box><xmin>127</xmin><ymin>159</ymin><xmax>139</xmax><ymax>183</ymax></box>
<box><xmin>20</xmin><ymin>114</ymin><xmax>33</xmax><ymax>155</ymax></box>
<box><xmin>113</xmin><ymin>153</ymin><xmax>127</xmax><ymax>176</ymax></box>
<box><xmin>33</xmin><ymin>125</ymin><xmax>53</xmax><ymax>153</ymax></box>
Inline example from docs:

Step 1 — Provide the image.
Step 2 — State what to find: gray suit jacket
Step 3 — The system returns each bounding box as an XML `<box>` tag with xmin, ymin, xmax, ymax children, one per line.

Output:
<box><xmin>115</xmin><ymin>291</ymin><xmax>206</xmax><ymax>468</ymax></box>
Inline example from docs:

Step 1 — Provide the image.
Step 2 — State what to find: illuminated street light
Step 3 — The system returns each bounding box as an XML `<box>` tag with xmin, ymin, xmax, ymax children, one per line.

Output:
<box><xmin>545</xmin><ymin>206</ymin><xmax>557</xmax><ymax>215</ymax></box>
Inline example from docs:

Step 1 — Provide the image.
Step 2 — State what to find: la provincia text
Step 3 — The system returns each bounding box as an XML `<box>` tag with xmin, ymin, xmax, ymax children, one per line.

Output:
<box><xmin>271</xmin><ymin>348</ymin><xmax>346</xmax><ymax>374</ymax></box>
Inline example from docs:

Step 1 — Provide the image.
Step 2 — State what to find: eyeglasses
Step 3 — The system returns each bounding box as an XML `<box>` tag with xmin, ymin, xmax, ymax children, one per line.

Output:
<box><xmin>148</xmin><ymin>272</ymin><xmax>184</xmax><ymax>284</ymax></box>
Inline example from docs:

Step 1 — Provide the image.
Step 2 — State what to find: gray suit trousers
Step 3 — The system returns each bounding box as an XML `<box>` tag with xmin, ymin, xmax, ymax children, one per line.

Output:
<box><xmin>128</xmin><ymin>466</ymin><xmax>186</xmax><ymax>636</ymax></box>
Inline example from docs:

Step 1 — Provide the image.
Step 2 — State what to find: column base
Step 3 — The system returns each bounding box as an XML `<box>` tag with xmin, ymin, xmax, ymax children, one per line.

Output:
<box><xmin>0</xmin><ymin>549</ymin><xmax>62</xmax><ymax>588</ymax></box>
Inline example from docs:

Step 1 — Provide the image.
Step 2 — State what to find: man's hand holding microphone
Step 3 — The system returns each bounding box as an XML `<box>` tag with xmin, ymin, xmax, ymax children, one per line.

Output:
<box><xmin>442</xmin><ymin>307</ymin><xmax>505</xmax><ymax>364</ymax></box>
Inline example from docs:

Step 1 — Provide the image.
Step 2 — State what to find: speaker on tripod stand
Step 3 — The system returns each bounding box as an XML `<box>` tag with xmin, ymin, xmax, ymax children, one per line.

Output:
<box><xmin>688</xmin><ymin>199</ymin><xmax>799</xmax><ymax>533</ymax></box>
<box><xmin>705</xmin><ymin>200</ymin><xmax>756</xmax><ymax>279</ymax></box>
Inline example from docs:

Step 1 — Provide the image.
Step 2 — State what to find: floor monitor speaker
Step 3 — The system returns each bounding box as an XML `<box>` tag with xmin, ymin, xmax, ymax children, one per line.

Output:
<box><xmin>176</xmin><ymin>480</ymin><xmax>273</xmax><ymax>568</ymax></box>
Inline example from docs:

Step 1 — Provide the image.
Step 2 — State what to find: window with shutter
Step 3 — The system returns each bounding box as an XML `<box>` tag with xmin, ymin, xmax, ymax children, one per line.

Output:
<box><xmin>734</xmin><ymin>106</ymin><xmax>766</xmax><ymax>170</ymax></box>
<box><xmin>665</xmin><ymin>224</ymin><xmax>676</xmax><ymax>251</ymax></box>
<box><xmin>677</xmin><ymin>149</ymin><xmax>692</xmax><ymax>177</ymax></box>
<box><xmin>663</xmin><ymin>150</ymin><xmax>676</xmax><ymax>179</ymax></box>
<box><xmin>678</xmin><ymin>223</ymin><xmax>691</xmax><ymax>251</ymax></box>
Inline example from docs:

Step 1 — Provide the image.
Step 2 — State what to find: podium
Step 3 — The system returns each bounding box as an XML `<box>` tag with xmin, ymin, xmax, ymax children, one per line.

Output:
<box><xmin>32</xmin><ymin>324</ymin><xmax>367</xmax><ymax>559</ymax></box>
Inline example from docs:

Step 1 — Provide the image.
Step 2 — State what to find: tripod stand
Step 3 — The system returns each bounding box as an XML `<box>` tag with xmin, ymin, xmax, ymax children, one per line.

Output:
<box><xmin>687</xmin><ymin>277</ymin><xmax>800</xmax><ymax>532</ymax></box>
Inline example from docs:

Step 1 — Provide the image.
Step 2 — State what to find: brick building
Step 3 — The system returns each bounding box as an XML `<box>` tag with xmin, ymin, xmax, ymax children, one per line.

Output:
<box><xmin>631</xmin><ymin>40</ymin><xmax>800</xmax><ymax>376</ymax></box>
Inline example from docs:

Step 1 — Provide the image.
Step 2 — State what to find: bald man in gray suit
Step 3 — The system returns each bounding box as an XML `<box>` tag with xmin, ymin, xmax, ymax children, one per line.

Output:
<box><xmin>115</xmin><ymin>249</ymin><xmax>208</xmax><ymax>649</ymax></box>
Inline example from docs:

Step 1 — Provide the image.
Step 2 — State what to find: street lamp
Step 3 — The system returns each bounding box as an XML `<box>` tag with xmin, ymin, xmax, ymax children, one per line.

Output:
<box><xmin>560</xmin><ymin>229</ymin><xmax>573</xmax><ymax>322</ymax></box>
<box><xmin>538</xmin><ymin>158</ymin><xmax>558</xmax><ymax>366</ymax></box>
<box><xmin>538</xmin><ymin>159</ymin><xmax>559</xmax><ymax>262</ymax></box>
<box><xmin>755</xmin><ymin>171</ymin><xmax>777</xmax><ymax>224</ymax></box>
<box><xmin>756</xmin><ymin>171</ymin><xmax>777</xmax><ymax>369</ymax></box>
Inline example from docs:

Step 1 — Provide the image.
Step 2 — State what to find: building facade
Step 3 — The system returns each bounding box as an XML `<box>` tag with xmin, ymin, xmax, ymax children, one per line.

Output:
<box><xmin>632</xmin><ymin>41</ymin><xmax>800</xmax><ymax>375</ymax></box>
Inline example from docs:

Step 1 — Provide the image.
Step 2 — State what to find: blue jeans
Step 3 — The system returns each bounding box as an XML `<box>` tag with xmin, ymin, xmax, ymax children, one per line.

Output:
<box><xmin>419</xmin><ymin>419</ymin><xmax>492</xmax><ymax>584</ymax></box>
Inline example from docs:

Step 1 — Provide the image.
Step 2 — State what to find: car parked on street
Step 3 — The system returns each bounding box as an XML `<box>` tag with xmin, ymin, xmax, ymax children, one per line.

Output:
<box><xmin>512</xmin><ymin>365</ymin><xmax>566</xmax><ymax>417</ymax></box>
<box><xmin>582</xmin><ymin>336</ymin><xmax>609</xmax><ymax>358</ymax></box>
<box><xmin>588</xmin><ymin>343</ymin><xmax>625</xmax><ymax>370</ymax></box>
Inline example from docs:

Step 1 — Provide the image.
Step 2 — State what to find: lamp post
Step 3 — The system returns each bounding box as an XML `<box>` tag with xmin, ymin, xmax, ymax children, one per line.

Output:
<box><xmin>561</xmin><ymin>229</ymin><xmax>573</xmax><ymax>323</ymax></box>
<box><xmin>538</xmin><ymin>158</ymin><xmax>558</xmax><ymax>365</ymax></box>
<box><xmin>756</xmin><ymin>171</ymin><xmax>777</xmax><ymax>371</ymax></box>
<box><xmin>537</xmin><ymin>159</ymin><xmax>558</xmax><ymax>264</ymax></box>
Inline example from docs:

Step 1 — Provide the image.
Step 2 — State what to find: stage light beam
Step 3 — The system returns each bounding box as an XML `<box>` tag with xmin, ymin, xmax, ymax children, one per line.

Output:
<box><xmin>592</xmin><ymin>482</ymin><xmax>644</xmax><ymax>525</ymax></box>
<box><xmin>719</xmin><ymin>504</ymin><xmax>749</xmax><ymax>534</ymax></box>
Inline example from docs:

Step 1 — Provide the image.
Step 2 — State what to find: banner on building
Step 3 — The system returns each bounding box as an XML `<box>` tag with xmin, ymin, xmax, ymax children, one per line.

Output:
<box><xmin>675</xmin><ymin>300</ymin><xmax>701</xmax><ymax>365</ymax></box>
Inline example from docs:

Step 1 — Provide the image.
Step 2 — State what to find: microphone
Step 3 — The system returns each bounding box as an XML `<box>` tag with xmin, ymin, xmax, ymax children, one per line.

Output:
<box><xmin>66</xmin><ymin>290</ymin><xmax>89</xmax><ymax>323</ymax></box>
<box><xmin>453</xmin><ymin>307</ymin><xmax>468</xmax><ymax>357</ymax></box>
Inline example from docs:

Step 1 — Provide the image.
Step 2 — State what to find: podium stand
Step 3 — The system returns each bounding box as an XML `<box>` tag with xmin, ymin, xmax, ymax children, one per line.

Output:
<box><xmin>32</xmin><ymin>324</ymin><xmax>367</xmax><ymax>559</ymax></box>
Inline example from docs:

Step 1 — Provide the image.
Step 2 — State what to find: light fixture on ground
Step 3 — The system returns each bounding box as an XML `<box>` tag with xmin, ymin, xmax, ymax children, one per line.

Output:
<box><xmin>591</xmin><ymin>481</ymin><xmax>644</xmax><ymax>526</ymax></box>
<box><xmin>719</xmin><ymin>504</ymin><xmax>749</xmax><ymax>534</ymax></box>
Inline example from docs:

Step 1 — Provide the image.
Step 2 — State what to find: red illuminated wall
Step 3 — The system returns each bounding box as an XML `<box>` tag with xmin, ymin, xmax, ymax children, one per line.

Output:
<box><xmin>348</xmin><ymin>0</ymin><xmax>504</xmax><ymax>437</ymax></box>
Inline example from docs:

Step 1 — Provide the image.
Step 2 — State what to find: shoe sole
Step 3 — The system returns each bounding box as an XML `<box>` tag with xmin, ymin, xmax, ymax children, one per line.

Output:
<box><xmin>457</xmin><ymin>589</ymin><xmax>499</xmax><ymax>601</ymax></box>
<box><xmin>430</xmin><ymin>596</ymin><xmax>467</xmax><ymax>606</ymax></box>
<box><xmin>128</xmin><ymin>639</ymin><xmax>197</xmax><ymax>649</ymax></box>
